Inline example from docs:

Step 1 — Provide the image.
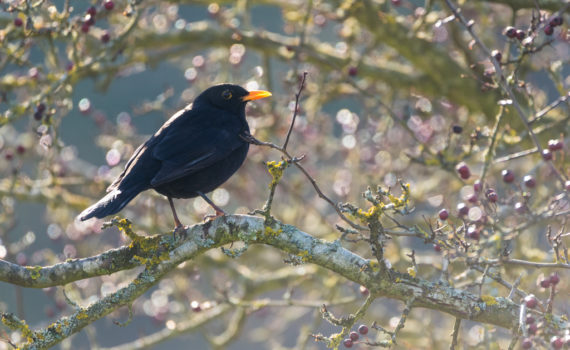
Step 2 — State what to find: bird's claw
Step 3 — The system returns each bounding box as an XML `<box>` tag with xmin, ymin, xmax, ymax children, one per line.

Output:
<box><xmin>173</xmin><ymin>225</ymin><xmax>187</xmax><ymax>240</ymax></box>
<box><xmin>203</xmin><ymin>210</ymin><xmax>225</xmax><ymax>222</ymax></box>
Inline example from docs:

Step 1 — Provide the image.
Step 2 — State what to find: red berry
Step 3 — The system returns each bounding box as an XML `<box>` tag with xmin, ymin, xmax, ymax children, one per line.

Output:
<box><xmin>525</xmin><ymin>315</ymin><xmax>535</xmax><ymax>324</ymax></box>
<box><xmin>491</xmin><ymin>50</ymin><xmax>502</xmax><ymax>63</ymax></box>
<box><xmin>36</xmin><ymin>103</ymin><xmax>46</xmax><ymax>113</ymax></box>
<box><xmin>544</xmin><ymin>25</ymin><xmax>554</xmax><ymax>35</ymax></box>
<box><xmin>539</xmin><ymin>278</ymin><xmax>551</xmax><ymax>288</ymax></box>
<box><xmin>5</xmin><ymin>151</ymin><xmax>14</xmax><ymax>161</ymax></box>
<box><xmin>473</xmin><ymin>180</ymin><xmax>482</xmax><ymax>192</ymax></box>
<box><xmin>521</xmin><ymin>338</ymin><xmax>532</xmax><ymax>349</ymax></box>
<box><xmin>101</xmin><ymin>31</ymin><xmax>111</xmax><ymax>43</ymax></box>
<box><xmin>542</xmin><ymin>149</ymin><xmax>552</xmax><ymax>161</ymax></box>
<box><xmin>81</xmin><ymin>22</ymin><xmax>90</xmax><ymax>33</ymax></box>
<box><xmin>359</xmin><ymin>285</ymin><xmax>369</xmax><ymax>296</ymax></box>
<box><xmin>349</xmin><ymin>331</ymin><xmax>359</xmax><ymax>341</ymax></box>
<box><xmin>358</xmin><ymin>325</ymin><xmax>369</xmax><ymax>335</ymax></box>
<box><xmin>391</xmin><ymin>0</ymin><xmax>402</xmax><ymax>6</ymax></box>
<box><xmin>433</xmin><ymin>244</ymin><xmax>442</xmax><ymax>252</ymax></box>
<box><xmin>457</xmin><ymin>202</ymin><xmax>468</xmax><ymax>216</ymax></box>
<box><xmin>524</xmin><ymin>294</ymin><xmax>538</xmax><ymax>308</ymax></box>
<box><xmin>549</xmin><ymin>16</ymin><xmax>563</xmax><ymax>27</ymax></box>
<box><xmin>502</xmin><ymin>169</ymin><xmax>515</xmax><ymax>183</ymax></box>
<box><xmin>190</xmin><ymin>300</ymin><xmax>201</xmax><ymax>312</ymax></box>
<box><xmin>87</xmin><ymin>6</ymin><xmax>97</xmax><ymax>16</ymax></box>
<box><xmin>504</xmin><ymin>26</ymin><xmax>516</xmax><ymax>38</ymax></box>
<box><xmin>515</xmin><ymin>30</ymin><xmax>525</xmax><ymax>40</ymax></box>
<box><xmin>343</xmin><ymin>338</ymin><xmax>353</xmax><ymax>348</ymax></box>
<box><xmin>16</xmin><ymin>145</ymin><xmax>26</xmax><ymax>155</ymax></box>
<box><xmin>551</xmin><ymin>336</ymin><xmax>563</xmax><ymax>349</ymax></box>
<box><xmin>514</xmin><ymin>202</ymin><xmax>525</xmax><ymax>214</ymax></box>
<box><xmin>547</xmin><ymin>139</ymin><xmax>563</xmax><ymax>151</ymax></box>
<box><xmin>84</xmin><ymin>14</ymin><xmax>95</xmax><ymax>26</ymax></box>
<box><xmin>439</xmin><ymin>208</ymin><xmax>449</xmax><ymax>220</ymax></box>
<box><xmin>486</xmin><ymin>189</ymin><xmax>498</xmax><ymax>203</ymax></box>
<box><xmin>14</xmin><ymin>18</ymin><xmax>23</xmax><ymax>27</ymax></box>
<box><xmin>104</xmin><ymin>0</ymin><xmax>115</xmax><ymax>10</ymax></box>
<box><xmin>348</xmin><ymin>66</ymin><xmax>358</xmax><ymax>77</ymax></box>
<box><xmin>528</xmin><ymin>323</ymin><xmax>538</xmax><ymax>335</ymax></box>
<box><xmin>549</xmin><ymin>272</ymin><xmax>559</xmax><ymax>285</ymax></box>
<box><xmin>456</xmin><ymin>162</ymin><xmax>471</xmax><ymax>179</ymax></box>
<box><xmin>523</xmin><ymin>175</ymin><xmax>536</xmax><ymax>188</ymax></box>
<box><xmin>467</xmin><ymin>193</ymin><xmax>478</xmax><ymax>203</ymax></box>
<box><xmin>466</xmin><ymin>226</ymin><xmax>479</xmax><ymax>240</ymax></box>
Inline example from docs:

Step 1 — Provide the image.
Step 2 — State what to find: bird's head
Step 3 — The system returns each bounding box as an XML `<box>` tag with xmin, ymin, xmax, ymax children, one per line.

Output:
<box><xmin>194</xmin><ymin>84</ymin><xmax>272</xmax><ymax>114</ymax></box>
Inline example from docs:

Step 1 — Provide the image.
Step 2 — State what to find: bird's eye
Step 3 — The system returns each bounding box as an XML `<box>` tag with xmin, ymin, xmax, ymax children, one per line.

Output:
<box><xmin>222</xmin><ymin>90</ymin><xmax>232</xmax><ymax>100</ymax></box>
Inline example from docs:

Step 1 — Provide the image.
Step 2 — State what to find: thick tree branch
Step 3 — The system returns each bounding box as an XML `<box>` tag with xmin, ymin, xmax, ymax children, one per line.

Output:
<box><xmin>0</xmin><ymin>245</ymin><xmax>138</xmax><ymax>288</ymax></box>
<box><xmin>3</xmin><ymin>215</ymin><xmax>567</xmax><ymax>349</ymax></box>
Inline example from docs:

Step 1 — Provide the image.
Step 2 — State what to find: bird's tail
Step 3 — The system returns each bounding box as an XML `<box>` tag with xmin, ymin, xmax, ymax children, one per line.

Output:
<box><xmin>78</xmin><ymin>188</ymin><xmax>140</xmax><ymax>221</ymax></box>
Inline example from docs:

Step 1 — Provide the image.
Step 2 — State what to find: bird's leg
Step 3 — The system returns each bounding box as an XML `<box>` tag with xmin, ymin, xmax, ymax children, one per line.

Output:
<box><xmin>167</xmin><ymin>197</ymin><xmax>185</xmax><ymax>235</ymax></box>
<box><xmin>197</xmin><ymin>191</ymin><xmax>225</xmax><ymax>220</ymax></box>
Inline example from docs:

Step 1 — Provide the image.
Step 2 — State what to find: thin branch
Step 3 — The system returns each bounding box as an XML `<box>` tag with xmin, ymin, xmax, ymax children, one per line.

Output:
<box><xmin>283</xmin><ymin>72</ymin><xmax>307</xmax><ymax>151</ymax></box>
<box><xmin>493</xmin><ymin>148</ymin><xmax>539</xmax><ymax>164</ymax></box>
<box><xmin>243</xmin><ymin>135</ymin><xmax>366</xmax><ymax>231</ymax></box>
<box><xmin>392</xmin><ymin>296</ymin><xmax>416</xmax><ymax>344</ymax></box>
<box><xmin>528</xmin><ymin>93</ymin><xmax>570</xmax><ymax>124</ymax></box>
<box><xmin>450</xmin><ymin>318</ymin><xmax>461</xmax><ymax>350</ymax></box>
<box><xmin>483</xmin><ymin>258</ymin><xmax>570</xmax><ymax>270</ymax></box>
<box><xmin>101</xmin><ymin>305</ymin><xmax>232</xmax><ymax>350</ymax></box>
<box><xmin>480</xmin><ymin>106</ymin><xmax>505</xmax><ymax>180</ymax></box>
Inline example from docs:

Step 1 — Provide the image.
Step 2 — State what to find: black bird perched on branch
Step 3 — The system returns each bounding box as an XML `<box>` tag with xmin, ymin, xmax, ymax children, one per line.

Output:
<box><xmin>79</xmin><ymin>84</ymin><xmax>272</xmax><ymax>229</ymax></box>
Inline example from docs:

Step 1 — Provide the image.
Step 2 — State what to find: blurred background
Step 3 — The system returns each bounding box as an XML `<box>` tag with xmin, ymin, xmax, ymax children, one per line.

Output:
<box><xmin>0</xmin><ymin>0</ymin><xmax>568</xmax><ymax>349</ymax></box>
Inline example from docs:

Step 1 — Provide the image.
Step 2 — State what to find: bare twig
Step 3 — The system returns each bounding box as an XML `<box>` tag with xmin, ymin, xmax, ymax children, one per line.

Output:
<box><xmin>508</xmin><ymin>275</ymin><xmax>522</xmax><ymax>300</ymax></box>
<box><xmin>242</xmin><ymin>135</ymin><xmax>366</xmax><ymax>231</ymax></box>
<box><xmin>450</xmin><ymin>318</ymin><xmax>461</xmax><ymax>350</ymax></box>
<box><xmin>519</xmin><ymin>302</ymin><xmax>528</xmax><ymax>336</ymax></box>
<box><xmin>528</xmin><ymin>93</ymin><xmax>570</xmax><ymax>124</ymax></box>
<box><xmin>483</xmin><ymin>258</ymin><xmax>570</xmax><ymax>270</ymax></box>
<box><xmin>283</xmin><ymin>71</ymin><xmax>308</xmax><ymax>151</ymax></box>
<box><xmin>507</xmin><ymin>334</ymin><xmax>520</xmax><ymax>350</ymax></box>
<box><xmin>493</xmin><ymin>147</ymin><xmax>539</xmax><ymax>164</ymax></box>
<box><xmin>392</xmin><ymin>296</ymin><xmax>416</xmax><ymax>344</ymax></box>
<box><xmin>470</xmin><ymin>265</ymin><xmax>526</xmax><ymax>298</ymax></box>
<box><xmin>480</xmin><ymin>106</ymin><xmax>505</xmax><ymax>179</ymax></box>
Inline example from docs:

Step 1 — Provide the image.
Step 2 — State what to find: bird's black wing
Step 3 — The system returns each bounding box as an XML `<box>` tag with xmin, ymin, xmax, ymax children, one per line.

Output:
<box><xmin>150</xmin><ymin>109</ymin><xmax>244</xmax><ymax>187</ymax></box>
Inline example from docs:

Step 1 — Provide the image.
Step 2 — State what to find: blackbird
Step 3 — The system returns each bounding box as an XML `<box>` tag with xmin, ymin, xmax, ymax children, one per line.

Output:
<box><xmin>79</xmin><ymin>84</ymin><xmax>272</xmax><ymax>229</ymax></box>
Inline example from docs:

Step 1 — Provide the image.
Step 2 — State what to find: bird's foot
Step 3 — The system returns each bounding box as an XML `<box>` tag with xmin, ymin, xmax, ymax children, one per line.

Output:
<box><xmin>203</xmin><ymin>209</ymin><xmax>225</xmax><ymax>222</ymax></box>
<box><xmin>172</xmin><ymin>225</ymin><xmax>187</xmax><ymax>240</ymax></box>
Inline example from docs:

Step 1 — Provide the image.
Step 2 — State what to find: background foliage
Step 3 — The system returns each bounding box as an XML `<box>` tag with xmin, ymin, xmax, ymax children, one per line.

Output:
<box><xmin>0</xmin><ymin>0</ymin><xmax>569</xmax><ymax>349</ymax></box>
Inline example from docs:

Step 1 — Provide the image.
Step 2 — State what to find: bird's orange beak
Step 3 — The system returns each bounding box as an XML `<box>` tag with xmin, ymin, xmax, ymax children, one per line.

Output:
<box><xmin>241</xmin><ymin>90</ymin><xmax>272</xmax><ymax>102</ymax></box>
